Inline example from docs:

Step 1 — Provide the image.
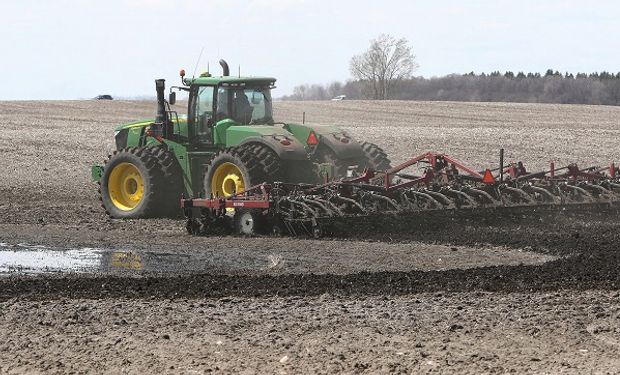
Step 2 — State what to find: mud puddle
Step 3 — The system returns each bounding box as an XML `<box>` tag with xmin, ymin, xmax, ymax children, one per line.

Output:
<box><xmin>0</xmin><ymin>241</ymin><xmax>558</xmax><ymax>276</ymax></box>
<box><xmin>0</xmin><ymin>242</ymin><xmax>206</xmax><ymax>275</ymax></box>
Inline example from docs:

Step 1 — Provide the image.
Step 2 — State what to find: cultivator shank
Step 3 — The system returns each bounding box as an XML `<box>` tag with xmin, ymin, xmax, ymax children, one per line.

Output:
<box><xmin>183</xmin><ymin>151</ymin><xmax>620</xmax><ymax>237</ymax></box>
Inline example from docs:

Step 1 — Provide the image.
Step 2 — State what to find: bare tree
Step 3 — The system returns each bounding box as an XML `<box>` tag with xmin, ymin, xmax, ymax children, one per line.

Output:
<box><xmin>349</xmin><ymin>34</ymin><xmax>418</xmax><ymax>99</ymax></box>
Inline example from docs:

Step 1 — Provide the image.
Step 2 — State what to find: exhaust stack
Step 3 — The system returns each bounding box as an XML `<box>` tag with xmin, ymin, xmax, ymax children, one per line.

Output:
<box><xmin>154</xmin><ymin>79</ymin><xmax>168</xmax><ymax>125</ymax></box>
<box><xmin>219</xmin><ymin>59</ymin><xmax>230</xmax><ymax>76</ymax></box>
<box><xmin>151</xmin><ymin>79</ymin><xmax>170</xmax><ymax>138</ymax></box>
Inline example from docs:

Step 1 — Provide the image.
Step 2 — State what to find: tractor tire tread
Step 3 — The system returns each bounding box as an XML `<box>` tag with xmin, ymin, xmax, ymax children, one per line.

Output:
<box><xmin>99</xmin><ymin>146</ymin><xmax>170</xmax><ymax>218</ymax></box>
<box><xmin>142</xmin><ymin>146</ymin><xmax>184</xmax><ymax>217</ymax></box>
<box><xmin>360</xmin><ymin>141</ymin><xmax>392</xmax><ymax>171</ymax></box>
<box><xmin>204</xmin><ymin>144</ymin><xmax>282</xmax><ymax>198</ymax></box>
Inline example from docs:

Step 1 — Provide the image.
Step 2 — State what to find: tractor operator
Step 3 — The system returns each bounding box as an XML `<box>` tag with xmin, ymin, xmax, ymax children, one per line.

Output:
<box><xmin>232</xmin><ymin>90</ymin><xmax>253</xmax><ymax>124</ymax></box>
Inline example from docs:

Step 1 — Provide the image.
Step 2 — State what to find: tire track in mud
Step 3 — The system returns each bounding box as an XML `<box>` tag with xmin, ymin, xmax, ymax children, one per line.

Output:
<box><xmin>0</xmin><ymin>254</ymin><xmax>617</xmax><ymax>301</ymax></box>
<box><xmin>1</xmin><ymin>209</ymin><xmax>618</xmax><ymax>301</ymax></box>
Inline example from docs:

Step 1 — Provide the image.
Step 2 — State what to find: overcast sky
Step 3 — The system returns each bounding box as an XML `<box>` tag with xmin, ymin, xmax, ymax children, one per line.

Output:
<box><xmin>1</xmin><ymin>0</ymin><xmax>618</xmax><ymax>99</ymax></box>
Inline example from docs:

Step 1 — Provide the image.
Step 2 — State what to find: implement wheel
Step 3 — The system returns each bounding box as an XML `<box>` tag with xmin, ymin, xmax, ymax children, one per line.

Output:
<box><xmin>234</xmin><ymin>209</ymin><xmax>268</xmax><ymax>235</ymax></box>
<box><xmin>99</xmin><ymin>147</ymin><xmax>168</xmax><ymax>218</ymax></box>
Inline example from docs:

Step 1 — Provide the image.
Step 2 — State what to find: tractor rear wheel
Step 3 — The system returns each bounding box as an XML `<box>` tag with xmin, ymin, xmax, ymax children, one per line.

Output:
<box><xmin>359</xmin><ymin>141</ymin><xmax>392</xmax><ymax>171</ymax></box>
<box><xmin>316</xmin><ymin>142</ymin><xmax>392</xmax><ymax>179</ymax></box>
<box><xmin>99</xmin><ymin>147</ymin><xmax>168</xmax><ymax>218</ymax></box>
<box><xmin>204</xmin><ymin>144</ymin><xmax>281</xmax><ymax>198</ymax></box>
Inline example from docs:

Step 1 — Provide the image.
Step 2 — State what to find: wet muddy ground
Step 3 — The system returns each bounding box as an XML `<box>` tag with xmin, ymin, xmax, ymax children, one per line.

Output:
<box><xmin>0</xmin><ymin>240</ymin><xmax>555</xmax><ymax>276</ymax></box>
<box><xmin>1</xmin><ymin>100</ymin><xmax>620</xmax><ymax>373</ymax></box>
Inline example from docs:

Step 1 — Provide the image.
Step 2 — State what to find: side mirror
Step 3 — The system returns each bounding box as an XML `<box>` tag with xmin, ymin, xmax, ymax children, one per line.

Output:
<box><xmin>169</xmin><ymin>92</ymin><xmax>176</xmax><ymax>105</ymax></box>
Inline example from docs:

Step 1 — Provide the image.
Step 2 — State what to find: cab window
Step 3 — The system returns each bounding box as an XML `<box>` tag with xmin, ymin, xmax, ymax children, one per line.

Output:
<box><xmin>214</xmin><ymin>87</ymin><xmax>273</xmax><ymax>125</ymax></box>
<box><xmin>194</xmin><ymin>86</ymin><xmax>215</xmax><ymax>143</ymax></box>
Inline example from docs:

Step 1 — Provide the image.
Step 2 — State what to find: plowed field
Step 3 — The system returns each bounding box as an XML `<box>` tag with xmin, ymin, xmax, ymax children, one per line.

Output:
<box><xmin>1</xmin><ymin>100</ymin><xmax>619</xmax><ymax>374</ymax></box>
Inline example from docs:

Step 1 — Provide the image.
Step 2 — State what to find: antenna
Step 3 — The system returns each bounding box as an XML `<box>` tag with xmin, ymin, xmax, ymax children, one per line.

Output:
<box><xmin>192</xmin><ymin>47</ymin><xmax>205</xmax><ymax>78</ymax></box>
<box><xmin>238</xmin><ymin>65</ymin><xmax>241</xmax><ymax>78</ymax></box>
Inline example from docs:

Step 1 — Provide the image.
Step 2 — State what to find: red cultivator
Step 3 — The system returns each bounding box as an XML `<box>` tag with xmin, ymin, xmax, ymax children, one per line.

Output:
<box><xmin>182</xmin><ymin>150</ymin><xmax>620</xmax><ymax>237</ymax></box>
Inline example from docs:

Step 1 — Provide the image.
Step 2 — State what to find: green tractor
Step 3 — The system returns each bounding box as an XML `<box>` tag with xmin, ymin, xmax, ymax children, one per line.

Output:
<box><xmin>92</xmin><ymin>60</ymin><xmax>391</xmax><ymax>218</ymax></box>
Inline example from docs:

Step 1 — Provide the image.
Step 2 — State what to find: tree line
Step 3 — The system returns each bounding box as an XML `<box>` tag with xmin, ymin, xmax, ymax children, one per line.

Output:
<box><xmin>281</xmin><ymin>70</ymin><xmax>620</xmax><ymax>105</ymax></box>
<box><xmin>281</xmin><ymin>34</ymin><xmax>620</xmax><ymax>105</ymax></box>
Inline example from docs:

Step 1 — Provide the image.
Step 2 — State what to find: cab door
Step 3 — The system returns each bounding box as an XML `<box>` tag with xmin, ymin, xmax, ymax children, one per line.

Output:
<box><xmin>187</xmin><ymin>85</ymin><xmax>219</xmax><ymax>195</ymax></box>
<box><xmin>189</xmin><ymin>85</ymin><xmax>217</xmax><ymax>146</ymax></box>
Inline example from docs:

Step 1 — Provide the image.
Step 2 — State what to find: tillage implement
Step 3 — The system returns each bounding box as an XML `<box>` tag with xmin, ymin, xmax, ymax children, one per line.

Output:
<box><xmin>182</xmin><ymin>151</ymin><xmax>620</xmax><ymax>237</ymax></box>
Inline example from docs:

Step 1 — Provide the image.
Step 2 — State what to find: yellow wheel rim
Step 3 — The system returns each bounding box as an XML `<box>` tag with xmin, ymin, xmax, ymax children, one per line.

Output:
<box><xmin>211</xmin><ymin>162</ymin><xmax>245</xmax><ymax>197</ymax></box>
<box><xmin>108</xmin><ymin>162</ymin><xmax>145</xmax><ymax>211</ymax></box>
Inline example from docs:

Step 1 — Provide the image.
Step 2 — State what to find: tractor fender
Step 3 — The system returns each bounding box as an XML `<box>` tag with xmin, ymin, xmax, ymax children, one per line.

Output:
<box><xmin>317</xmin><ymin>133</ymin><xmax>364</xmax><ymax>160</ymax></box>
<box><xmin>289</xmin><ymin>123</ymin><xmax>364</xmax><ymax>160</ymax></box>
<box><xmin>238</xmin><ymin>136</ymin><xmax>308</xmax><ymax>161</ymax></box>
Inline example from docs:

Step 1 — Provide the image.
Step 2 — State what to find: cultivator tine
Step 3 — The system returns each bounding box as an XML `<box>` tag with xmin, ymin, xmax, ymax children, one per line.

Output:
<box><xmin>408</xmin><ymin>191</ymin><xmax>443</xmax><ymax>209</ymax></box>
<box><xmin>563</xmin><ymin>185</ymin><xmax>594</xmax><ymax>203</ymax></box>
<box><xmin>310</xmin><ymin>197</ymin><xmax>344</xmax><ymax>216</ymax></box>
<box><xmin>445</xmin><ymin>188</ymin><xmax>478</xmax><ymax>208</ymax></box>
<box><xmin>363</xmin><ymin>193</ymin><xmax>402</xmax><ymax>212</ymax></box>
<box><xmin>398</xmin><ymin>190</ymin><xmax>439</xmax><ymax>210</ymax></box>
<box><xmin>525</xmin><ymin>185</ymin><xmax>559</xmax><ymax>204</ymax></box>
<box><xmin>287</xmin><ymin>198</ymin><xmax>318</xmax><ymax>216</ymax></box>
<box><xmin>301</xmin><ymin>197</ymin><xmax>335</xmax><ymax>217</ymax></box>
<box><xmin>581</xmin><ymin>183</ymin><xmax>612</xmax><ymax>201</ymax></box>
<box><xmin>424</xmin><ymin>191</ymin><xmax>455</xmax><ymax>209</ymax></box>
<box><xmin>467</xmin><ymin>188</ymin><xmax>500</xmax><ymax>207</ymax></box>
<box><xmin>501</xmin><ymin>186</ymin><xmax>537</xmax><ymax>205</ymax></box>
<box><xmin>330</xmin><ymin>195</ymin><xmax>367</xmax><ymax>214</ymax></box>
<box><xmin>284</xmin><ymin>220</ymin><xmax>297</xmax><ymax>236</ymax></box>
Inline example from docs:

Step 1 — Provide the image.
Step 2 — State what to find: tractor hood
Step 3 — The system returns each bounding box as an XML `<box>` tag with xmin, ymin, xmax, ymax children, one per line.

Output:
<box><xmin>115</xmin><ymin>119</ymin><xmax>152</xmax><ymax>132</ymax></box>
<box><xmin>114</xmin><ymin>115</ymin><xmax>188</xmax><ymax>132</ymax></box>
<box><xmin>113</xmin><ymin>116</ymin><xmax>189</xmax><ymax>151</ymax></box>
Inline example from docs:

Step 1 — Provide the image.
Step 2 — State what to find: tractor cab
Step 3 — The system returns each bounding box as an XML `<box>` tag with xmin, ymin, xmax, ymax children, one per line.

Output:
<box><xmin>214</xmin><ymin>85</ymin><xmax>273</xmax><ymax>125</ymax></box>
<box><xmin>168</xmin><ymin>60</ymin><xmax>277</xmax><ymax>147</ymax></box>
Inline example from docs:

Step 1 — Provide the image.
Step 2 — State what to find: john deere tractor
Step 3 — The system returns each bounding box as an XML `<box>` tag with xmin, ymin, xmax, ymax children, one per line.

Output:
<box><xmin>92</xmin><ymin>60</ymin><xmax>391</xmax><ymax>218</ymax></box>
